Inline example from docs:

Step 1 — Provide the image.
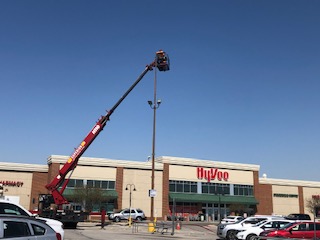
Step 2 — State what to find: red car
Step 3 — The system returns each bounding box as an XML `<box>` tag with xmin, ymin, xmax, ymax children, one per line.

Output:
<box><xmin>260</xmin><ymin>221</ymin><xmax>320</xmax><ymax>239</ymax></box>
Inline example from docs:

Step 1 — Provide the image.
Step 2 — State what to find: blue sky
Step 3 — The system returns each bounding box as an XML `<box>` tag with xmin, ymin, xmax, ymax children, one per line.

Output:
<box><xmin>1</xmin><ymin>1</ymin><xmax>320</xmax><ymax>181</ymax></box>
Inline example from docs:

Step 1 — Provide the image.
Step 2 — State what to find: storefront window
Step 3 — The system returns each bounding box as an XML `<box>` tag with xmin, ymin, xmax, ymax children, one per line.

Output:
<box><xmin>95</xmin><ymin>180</ymin><xmax>102</xmax><ymax>188</ymax></box>
<box><xmin>209</xmin><ymin>185</ymin><xmax>216</xmax><ymax>193</ymax></box>
<box><xmin>184</xmin><ymin>184</ymin><xmax>191</xmax><ymax>192</ymax></box>
<box><xmin>91</xmin><ymin>200</ymin><xmax>115</xmax><ymax>213</ymax></box>
<box><xmin>201</xmin><ymin>182</ymin><xmax>230</xmax><ymax>195</ymax></box>
<box><xmin>169</xmin><ymin>180</ymin><xmax>197</xmax><ymax>193</ymax></box>
<box><xmin>87</xmin><ymin>180</ymin><xmax>94</xmax><ymax>188</ymax></box>
<box><xmin>75</xmin><ymin>180</ymin><xmax>83</xmax><ymax>188</ymax></box>
<box><xmin>66</xmin><ymin>179</ymin><xmax>84</xmax><ymax>188</ymax></box>
<box><xmin>66</xmin><ymin>179</ymin><xmax>115</xmax><ymax>190</ymax></box>
<box><xmin>202</xmin><ymin>185</ymin><xmax>209</xmax><ymax>194</ymax></box>
<box><xmin>234</xmin><ymin>184</ymin><xmax>253</xmax><ymax>196</ymax></box>
<box><xmin>96</xmin><ymin>180</ymin><xmax>115</xmax><ymax>189</ymax></box>
<box><xmin>191</xmin><ymin>184</ymin><xmax>197</xmax><ymax>193</ymax></box>
<box><xmin>108</xmin><ymin>181</ymin><xmax>115</xmax><ymax>189</ymax></box>
<box><xmin>67</xmin><ymin>179</ymin><xmax>75</xmax><ymax>188</ymax></box>
<box><xmin>170</xmin><ymin>202</ymin><xmax>200</xmax><ymax>219</ymax></box>
<box><xmin>177</xmin><ymin>182</ymin><xmax>183</xmax><ymax>192</ymax></box>
<box><xmin>169</xmin><ymin>183</ymin><xmax>175</xmax><ymax>192</ymax></box>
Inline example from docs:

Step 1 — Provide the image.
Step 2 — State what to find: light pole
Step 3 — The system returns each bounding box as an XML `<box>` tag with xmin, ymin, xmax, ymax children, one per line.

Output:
<box><xmin>148</xmin><ymin>67</ymin><xmax>161</xmax><ymax>223</ymax></box>
<box><xmin>215</xmin><ymin>184</ymin><xmax>225</xmax><ymax>222</ymax></box>
<box><xmin>218</xmin><ymin>194</ymin><xmax>221</xmax><ymax>222</ymax></box>
<box><xmin>125</xmin><ymin>183</ymin><xmax>136</xmax><ymax>227</ymax></box>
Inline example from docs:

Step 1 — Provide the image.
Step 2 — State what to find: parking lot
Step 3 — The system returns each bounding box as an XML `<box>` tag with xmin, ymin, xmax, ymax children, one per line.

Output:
<box><xmin>64</xmin><ymin>221</ymin><xmax>219</xmax><ymax>240</ymax></box>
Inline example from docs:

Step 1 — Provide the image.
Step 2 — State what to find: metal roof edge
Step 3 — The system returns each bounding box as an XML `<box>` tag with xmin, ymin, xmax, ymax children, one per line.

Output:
<box><xmin>259</xmin><ymin>177</ymin><xmax>320</xmax><ymax>187</ymax></box>
<box><xmin>0</xmin><ymin>162</ymin><xmax>47</xmax><ymax>172</ymax></box>
<box><xmin>48</xmin><ymin>155</ymin><xmax>163</xmax><ymax>170</ymax></box>
<box><xmin>156</xmin><ymin>156</ymin><xmax>260</xmax><ymax>171</ymax></box>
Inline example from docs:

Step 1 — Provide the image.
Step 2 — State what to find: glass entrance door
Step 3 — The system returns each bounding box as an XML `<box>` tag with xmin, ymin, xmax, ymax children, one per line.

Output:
<box><xmin>202</xmin><ymin>203</ymin><xmax>228</xmax><ymax>222</ymax></box>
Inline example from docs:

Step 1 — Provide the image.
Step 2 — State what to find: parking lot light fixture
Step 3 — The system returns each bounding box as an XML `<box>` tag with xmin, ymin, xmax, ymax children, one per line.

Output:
<box><xmin>125</xmin><ymin>184</ymin><xmax>136</xmax><ymax>227</ymax></box>
<box><xmin>148</xmin><ymin>67</ymin><xmax>162</xmax><ymax>223</ymax></box>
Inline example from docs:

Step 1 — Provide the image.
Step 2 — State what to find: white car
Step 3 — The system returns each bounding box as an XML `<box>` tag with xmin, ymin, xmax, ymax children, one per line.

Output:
<box><xmin>0</xmin><ymin>199</ymin><xmax>64</xmax><ymax>239</ymax></box>
<box><xmin>236</xmin><ymin>219</ymin><xmax>294</xmax><ymax>240</ymax></box>
<box><xmin>221</xmin><ymin>216</ymin><xmax>244</xmax><ymax>224</ymax></box>
<box><xmin>217</xmin><ymin>215</ymin><xmax>285</xmax><ymax>240</ymax></box>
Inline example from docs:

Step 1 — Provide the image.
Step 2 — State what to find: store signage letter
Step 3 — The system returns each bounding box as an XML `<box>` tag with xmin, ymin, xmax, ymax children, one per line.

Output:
<box><xmin>197</xmin><ymin>167</ymin><xmax>229</xmax><ymax>182</ymax></box>
<box><xmin>0</xmin><ymin>181</ymin><xmax>24</xmax><ymax>187</ymax></box>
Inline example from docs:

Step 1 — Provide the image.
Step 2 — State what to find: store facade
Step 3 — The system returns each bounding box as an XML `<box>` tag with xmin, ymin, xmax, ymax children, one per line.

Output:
<box><xmin>1</xmin><ymin>155</ymin><xmax>320</xmax><ymax>221</ymax></box>
<box><xmin>159</xmin><ymin>156</ymin><xmax>259</xmax><ymax>221</ymax></box>
<box><xmin>0</xmin><ymin>162</ymin><xmax>47</xmax><ymax>210</ymax></box>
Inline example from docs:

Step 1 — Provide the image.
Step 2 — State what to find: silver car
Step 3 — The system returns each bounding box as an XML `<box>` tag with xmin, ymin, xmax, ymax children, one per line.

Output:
<box><xmin>0</xmin><ymin>199</ymin><xmax>64</xmax><ymax>239</ymax></box>
<box><xmin>0</xmin><ymin>215</ymin><xmax>61</xmax><ymax>240</ymax></box>
<box><xmin>109</xmin><ymin>208</ymin><xmax>146</xmax><ymax>222</ymax></box>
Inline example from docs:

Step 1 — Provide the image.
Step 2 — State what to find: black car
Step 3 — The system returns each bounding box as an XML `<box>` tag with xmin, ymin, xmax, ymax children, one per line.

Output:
<box><xmin>285</xmin><ymin>213</ymin><xmax>311</xmax><ymax>220</ymax></box>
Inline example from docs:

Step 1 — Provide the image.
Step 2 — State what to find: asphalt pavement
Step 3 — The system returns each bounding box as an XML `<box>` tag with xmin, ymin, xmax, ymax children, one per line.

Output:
<box><xmin>64</xmin><ymin>221</ymin><xmax>219</xmax><ymax>240</ymax></box>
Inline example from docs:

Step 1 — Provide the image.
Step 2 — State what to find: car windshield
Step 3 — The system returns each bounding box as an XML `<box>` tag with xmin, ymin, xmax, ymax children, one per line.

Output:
<box><xmin>279</xmin><ymin>222</ymin><xmax>295</xmax><ymax>230</ymax></box>
<box><xmin>234</xmin><ymin>219</ymin><xmax>244</xmax><ymax>223</ymax></box>
<box><xmin>114</xmin><ymin>209</ymin><xmax>125</xmax><ymax>213</ymax></box>
<box><xmin>256</xmin><ymin>220</ymin><xmax>268</xmax><ymax>227</ymax></box>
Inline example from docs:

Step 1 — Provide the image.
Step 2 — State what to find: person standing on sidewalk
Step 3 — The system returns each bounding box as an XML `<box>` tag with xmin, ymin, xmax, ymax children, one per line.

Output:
<box><xmin>101</xmin><ymin>207</ymin><xmax>106</xmax><ymax>229</ymax></box>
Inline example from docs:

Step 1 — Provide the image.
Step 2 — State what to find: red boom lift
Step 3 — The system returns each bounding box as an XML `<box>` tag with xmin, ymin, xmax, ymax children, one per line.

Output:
<box><xmin>39</xmin><ymin>50</ymin><xmax>170</xmax><ymax>227</ymax></box>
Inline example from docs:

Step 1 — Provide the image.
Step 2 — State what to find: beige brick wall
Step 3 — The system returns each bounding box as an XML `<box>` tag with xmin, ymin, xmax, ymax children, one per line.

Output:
<box><xmin>303</xmin><ymin>187</ymin><xmax>320</xmax><ymax>216</ymax></box>
<box><xmin>169</xmin><ymin>165</ymin><xmax>254</xmax><ymax>185</ymax></box>
<box><xmin>122</xmin><ymin>168</ymin><xmax>163</xmax><ymax>218</ymax></box>
<box><xmin>272</xmin><ymin>185</ymin><xmax>299</xmax><ymax>215</ymax></box>
<box><xmin>0</xmin><ymin>171</ymin><xmax>33</xmax><ymax>209</ymax></box>
<box><xmin>67</xmin><ymin>165</ymin><xmax>117</xmax><ymax>180</ymax></box>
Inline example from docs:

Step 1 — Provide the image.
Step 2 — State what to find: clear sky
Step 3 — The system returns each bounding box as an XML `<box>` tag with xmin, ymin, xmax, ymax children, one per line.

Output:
<box><xmin>1</xmin><ymin>1</ymin><xmax>319</xmax><ymax>181</ymax></box>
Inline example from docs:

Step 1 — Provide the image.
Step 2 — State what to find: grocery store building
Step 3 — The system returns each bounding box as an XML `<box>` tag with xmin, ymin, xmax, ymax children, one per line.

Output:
<box><xmin>1</xmin><ymin>155</ymin><xmax>320</xmax><ymax>221</ymax></box>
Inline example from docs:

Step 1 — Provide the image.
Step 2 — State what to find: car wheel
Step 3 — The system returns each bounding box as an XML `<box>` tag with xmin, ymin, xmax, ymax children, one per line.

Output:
<box><xmin>246</xmin><ymin>234</ymin><xmax>257</xmax><ymax>240</ymax></box>
<box><xmin>114</xmin><ymin>217</ymin><xmax>121</xmax><ymax>222</ymax></box>
<box><xmin>136</xmin><ymin>216</ymin><xmax>142</xmax><ymax>221</ymax></box>
<box><xmin>227</xmin><ymin>230</ymin><xmax>237</xmax><ymax>240</ymax></box>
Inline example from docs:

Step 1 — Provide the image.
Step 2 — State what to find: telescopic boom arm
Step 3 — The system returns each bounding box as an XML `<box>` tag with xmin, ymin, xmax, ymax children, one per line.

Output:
<box><xmin>45</xmin><ymin>50</ymin><xmax>169</xmax><ymax>205</ymax></box>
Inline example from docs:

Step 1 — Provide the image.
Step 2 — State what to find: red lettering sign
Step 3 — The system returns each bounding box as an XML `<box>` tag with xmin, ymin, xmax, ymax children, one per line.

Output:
<box><xmin>0</xmin><ymin>181</ymin><xmax>24</xmax><ymax>187</ymax></box>
<box><xmin>197</xmin><ymin>167</ymin><xmax>229</xmax><ymax>182</ymax></box>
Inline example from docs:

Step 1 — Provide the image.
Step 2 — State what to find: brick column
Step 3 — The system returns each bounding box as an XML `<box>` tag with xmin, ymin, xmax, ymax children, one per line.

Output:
<box><xmin>298</xmin><ymin>186</ymin><xmax>304</xmax><ymax>213</ymax></box>
<box><xmin>116</xmin><ymin>167</ymin><xmax>124</xmax><ymax>210</ymax></box>
<box><xmin>47</xmin><ymin>162</ymin><xmax>60</xmax><ymax>185</ymax></box>
<box><xmin>30</xmin><ymin>172</ymin><xmax>48</xmax><ymax>210</ymax></box>
<box><xmin>162</xmin><ymin>163</ymin><xmax>169</xmax><ymax>220</ymax></box>
<box><xmin>254</xmin><ymin>171</ymin><xmax>273</xmax><ymax>215</ymax></box>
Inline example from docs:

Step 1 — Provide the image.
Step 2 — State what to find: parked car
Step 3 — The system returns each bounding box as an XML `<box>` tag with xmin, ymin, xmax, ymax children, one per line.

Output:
<box><xmin>221</xmin><ymin>216</ymin><xmax>244</xmax><ymax>224</ymax></box>
<box><xmin>259</xmin><ymin>221</ymin><xmax>320</xmax><ymax>239</ymax></box>
<box><xmin>0</xmin><ymin>215</ymin><xmax>61</xmax><ymax>239</ymax></box>
<box><xmin>108</xmin><ymin>208</ymin><xmax>146</xmax><ymax>222</ymax></box>
<box><xmin>236</xmin><ymin>219</ymin><xmax>294</xmax><ymax>240</ymax></box>
<box><xmin>285</xmin><ymin>213</ymin><xmax>311</xmax><ymax>220</ymax></box>
<box><xmin>217</xmin><ymin>215</ymin><xmax>285</xmax><ymax>240</ymax></box>
<box><xmin>167</xmin><ymin>215</ymin><xmax>185</xmax><ymax>221</ymax></box>
<box><xmin>0</xmin><ymin>199</ymin><xmax>64</xmax><ymax>239</ymax></box>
